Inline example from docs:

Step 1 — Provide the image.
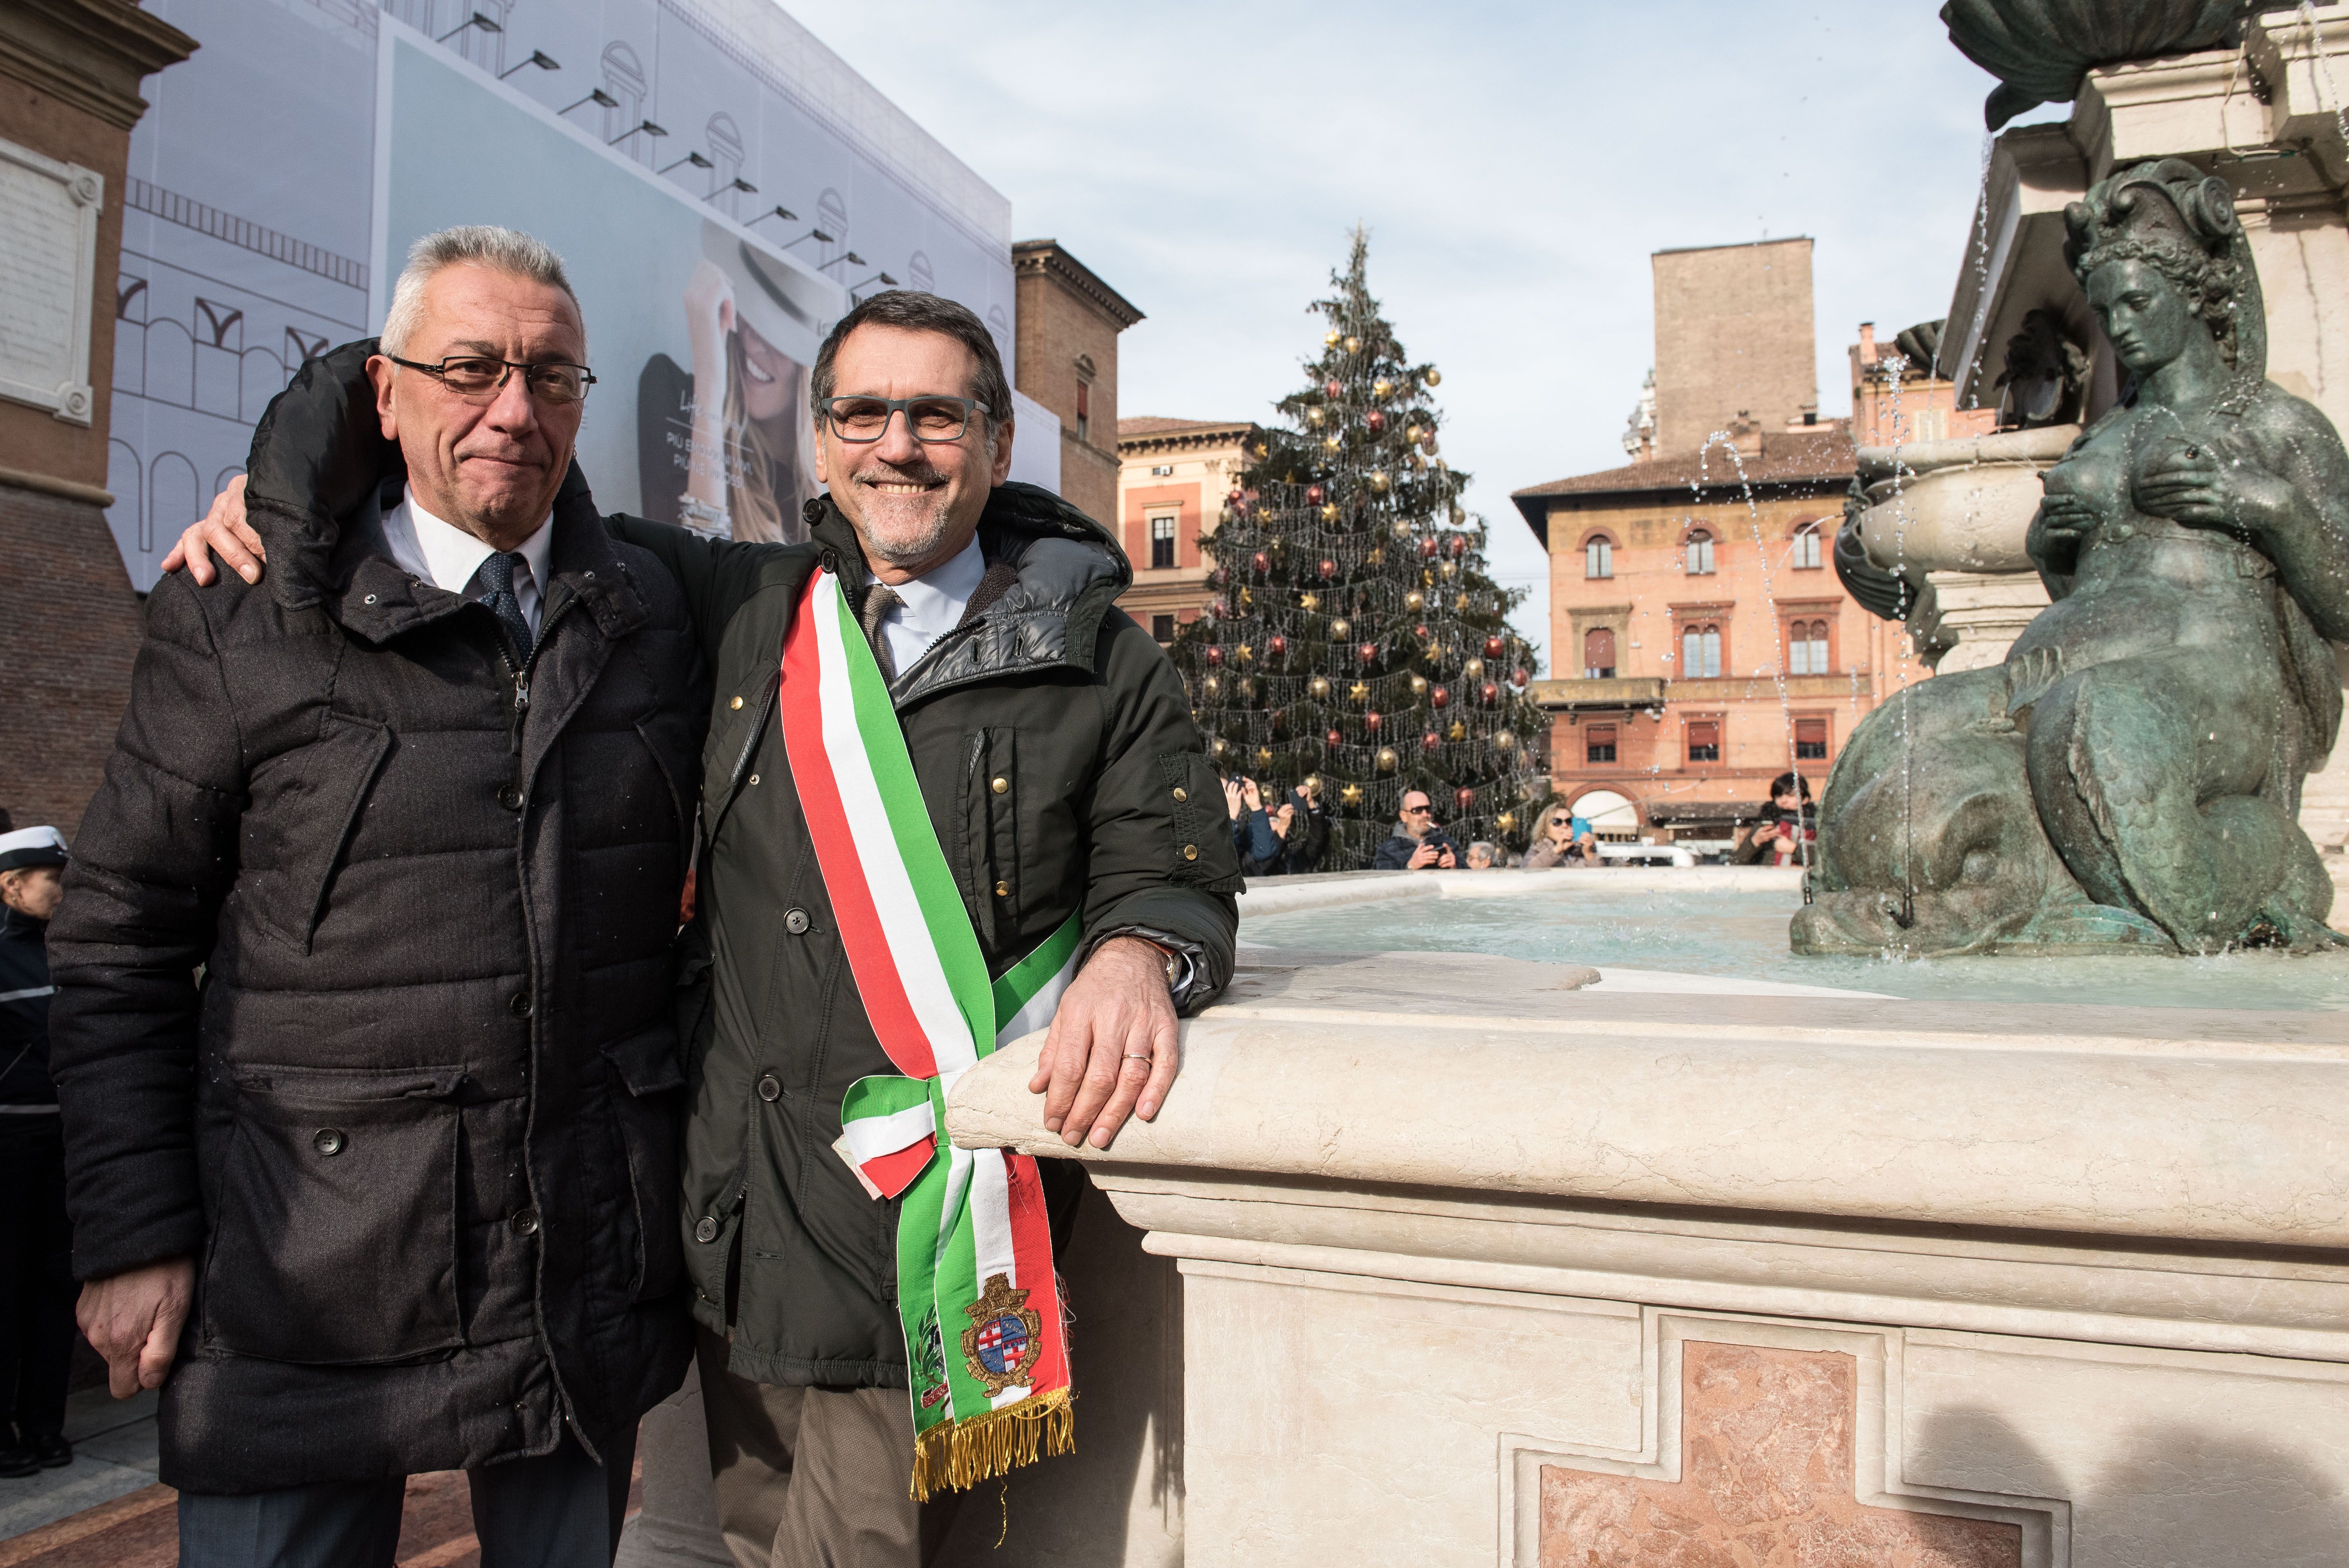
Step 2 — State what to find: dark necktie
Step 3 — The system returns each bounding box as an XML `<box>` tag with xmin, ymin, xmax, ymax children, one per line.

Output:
<box><xmin>477</xmin><ymin>550</ymin><xmax>535</xmax><ymax>662</ymax></box>
<box><xmin>860</xmin><ymin>583</ymin><xmax>903</xmax><ymax>681</ymax></box>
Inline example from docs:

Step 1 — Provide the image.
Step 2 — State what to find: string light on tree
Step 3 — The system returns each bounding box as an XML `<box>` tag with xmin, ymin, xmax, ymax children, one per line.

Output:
<box><xmin>1169</xmin><ymin>228</ymin><xmax>1547</xmax><ymax>864</ymax></box>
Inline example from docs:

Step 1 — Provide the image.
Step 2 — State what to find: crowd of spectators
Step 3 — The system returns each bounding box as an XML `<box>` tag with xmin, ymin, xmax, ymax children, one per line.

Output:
<box><xmin>1222</xmin><ymin>774</ymin><xmax>1331</xmax><ymax>877</ymax></box>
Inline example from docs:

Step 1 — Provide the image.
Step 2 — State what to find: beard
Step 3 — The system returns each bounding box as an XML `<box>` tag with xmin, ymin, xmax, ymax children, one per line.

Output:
<box><xmin>847</xmin><ymin>453</ymin><xmax>964</xmax><ymax>568</ymax></box>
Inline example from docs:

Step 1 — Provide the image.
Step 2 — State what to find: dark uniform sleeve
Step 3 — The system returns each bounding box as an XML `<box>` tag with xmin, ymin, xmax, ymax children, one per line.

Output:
<box><xmin>1077</xmin><ymin>611</ymin><xmax>1240</xmax><ymax>1013</ymax></box>
<box><xmin>603</xmin><ymin>514</ymin><xmax>788</xmax><ymax>671</ymax></box>
<box><xmin>45</xmin><ymin>577</ymin><xmax>248</xmax><ymax>1280</ymax></box>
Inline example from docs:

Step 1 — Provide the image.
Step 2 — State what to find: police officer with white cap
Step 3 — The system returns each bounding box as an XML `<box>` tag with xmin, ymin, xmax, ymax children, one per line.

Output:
<box><xmin>0</xmin><ymin>823</ymin><xmax>73</xmax><ymax>1477</ymax></box>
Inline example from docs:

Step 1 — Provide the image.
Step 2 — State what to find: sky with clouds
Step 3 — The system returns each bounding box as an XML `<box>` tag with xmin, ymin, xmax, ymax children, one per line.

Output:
<box><xmin>787</xmin><ymin>0</ymin><xmax>2062</xmax><ymax>668</ymax></box>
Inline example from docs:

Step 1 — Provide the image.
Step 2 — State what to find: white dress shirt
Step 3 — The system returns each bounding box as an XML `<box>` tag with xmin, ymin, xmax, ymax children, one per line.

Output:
<box><xmin>380</xmin><ymin>487</ymin><xmax>554</xmax><ymax>635</ymax></box>
<box><xmin>873</xmin><ymin>532</ymin><xmax>987</xmax><ymax>674</ymax></box>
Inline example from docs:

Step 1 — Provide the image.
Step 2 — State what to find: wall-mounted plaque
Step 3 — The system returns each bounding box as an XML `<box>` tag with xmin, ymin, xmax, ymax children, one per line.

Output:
<box><xmin>0</xmin><ymin>135</ymin><xmax>102</xmax><ymax>426</ymax></box>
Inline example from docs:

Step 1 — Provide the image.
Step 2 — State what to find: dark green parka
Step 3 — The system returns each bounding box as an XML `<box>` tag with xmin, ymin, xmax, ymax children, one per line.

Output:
<box><xmin>608</xmin><ymin>488</ymin><xmax>1240</xmax><ymax>1388</ymax></box>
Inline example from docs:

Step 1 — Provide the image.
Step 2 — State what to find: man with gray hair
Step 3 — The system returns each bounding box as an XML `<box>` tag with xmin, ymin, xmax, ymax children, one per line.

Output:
<box><xmin>47</xmin><ymin>226</ymin><xmax>708</xmax><ymax>1565</ymax></box>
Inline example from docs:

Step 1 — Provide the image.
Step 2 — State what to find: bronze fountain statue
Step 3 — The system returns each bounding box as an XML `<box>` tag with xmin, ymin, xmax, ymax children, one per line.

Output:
<box><xmin>1794</xmin><ymin>159</ymin><xmax>2349</xmax><ymax>957</ymax></box>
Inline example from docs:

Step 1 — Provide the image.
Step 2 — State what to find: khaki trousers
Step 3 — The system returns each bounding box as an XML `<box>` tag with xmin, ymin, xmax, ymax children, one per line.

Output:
<box><xmin>695</xmin><ymin>1326</ymin><xmax>961</xmax><ymax>1568</ymax></box>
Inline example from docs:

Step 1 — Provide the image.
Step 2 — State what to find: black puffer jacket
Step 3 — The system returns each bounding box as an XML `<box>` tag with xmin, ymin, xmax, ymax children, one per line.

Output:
<box><xmin>45</xmin><ymin>343</ymin><xmax>708</xmax><ymax>1493</ymax></box>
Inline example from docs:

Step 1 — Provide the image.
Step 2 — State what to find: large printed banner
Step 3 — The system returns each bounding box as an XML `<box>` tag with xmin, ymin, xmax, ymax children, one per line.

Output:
<box><xmin>107</xmin><ymin>0</ymin><xmax>1048</xmax><ymax>589</ymax></box>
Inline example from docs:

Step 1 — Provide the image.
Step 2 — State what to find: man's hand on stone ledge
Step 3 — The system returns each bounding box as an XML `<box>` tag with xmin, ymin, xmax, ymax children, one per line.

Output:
<box><xmin>163</xmin><ymin>474</ymin><xmax>267</xmax><ymax>585</ymax></box>
<box><xmin>1029</xmin><ymin>935</ymin><xmax>1178</xmax><ymax>1151</ymax></box>
<box><xmin>78</xmin><ymin>1257</ymin><xmax>195</xmax><ymax>1399</ymax></box>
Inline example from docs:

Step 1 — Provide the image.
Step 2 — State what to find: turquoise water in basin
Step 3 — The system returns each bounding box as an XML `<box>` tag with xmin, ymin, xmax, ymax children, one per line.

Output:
<box><xmin>1240</xmin><ymin>885</ymin><xmax>2349</xmax><ymax>1012</ymax></box>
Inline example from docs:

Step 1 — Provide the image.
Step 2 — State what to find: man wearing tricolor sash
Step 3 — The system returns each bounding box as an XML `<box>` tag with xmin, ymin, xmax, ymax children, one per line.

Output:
<box><xmin>172</xmin><ymin>289</ymin><xmax>1242</xmax><ymax>1566</ymax></box>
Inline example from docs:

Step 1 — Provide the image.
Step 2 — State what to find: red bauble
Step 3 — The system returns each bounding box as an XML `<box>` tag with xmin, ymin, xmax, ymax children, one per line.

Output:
<box><xmin>1251</xmin><ymin>551</ymin><xmax>1270</xmax><ymax>573</ymax></box>
<box><xmin>1268</xmin><ymin>634</ymin><xmax>1288</xmax><ymax>658</ymax></box>
<box><xmin>1204</xmin><ymin>646</ymin><xmax>1225</xmax><ymax>667</ymax></box>
<box><xmin>1484</xmin><ymin>635</ymin><xmax>1507</xmax><ymax>659</ymax></box>
<box><xmin>1447</xmin><ymin>535</ymin><xmax>1467</xmax><ymax>558</ymax></box>
<box><xmin>1228</xmin><ymin>487</ymin><xmax>1244</xmax><ymax>502</ymax></box>
<box><xmin>1210</xmin><ymin>598</ymin><xmax>1229</xmax><ymax>618</ymax></box>
<box><xmin>1365</xmin><ymin>711</ymin><xmax>1383</xmax><ymax>733</ymax></box>
<box><xmin>1414</xmin><ymin>624</ymin><xmax>1431</xmax><ymax>642</ymax></box>
<box><xmin>1418</xmin><ymin>538</ymin><xmax>1439</xmax><ymax>560</ymax></box>
<box><xmin>1480</xmin><ymin>681</ymin><xmax>1500</xmax><ymax>704</ymax></box>
<box><xmin>1366</xmin><ymin>410</ymin><xmax>1386</xmax><ymax>433</ymax></box>
<box><xmin>1510</xmin><ymin>665</ymin><xmax>1530</xmax><ymax>688</ymax></box>
<box><xmin>1421</xmin><ymin>730</ymin><xmax>1442</xmax><ymax>753</ymax></box>
<box><xmin>1431</xmin><ymin>685</ymin><xmax>1450</xmax><ymax>709</ymax></box>
<box><xmin>1326</xmin><ymin>728</ymin><xmax>1343</xmax><ymax>749</ymax></box>
<box><xmin>1358</xmin><ymin>641</ymin><xmax>1378</xmax><ymax>663</ymax></box>
<box><xmin>1317</xmin><ymin>558</ymin><xmax>1338</xmax><ymax>579</ymax></box>
<box><xmin>1324</xmin><ymin>379</ymin><xmax>1342</xmax><ymax>399</ymax></box>
<box><xmin>1306</xmin><ymin>484</ymin><xmax>1325</xmax><ymax>504</ymax></box>
<box><xmin>1456</xmin><ymin>786</ymin><xmax>1476</xmax><ymax>811</ymax></box>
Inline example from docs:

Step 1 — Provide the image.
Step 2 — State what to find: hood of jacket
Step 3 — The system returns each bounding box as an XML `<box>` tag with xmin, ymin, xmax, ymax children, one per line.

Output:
<box><xmin>803</xmin><ymin>480</ymin><xmax>1132</xmax><ymax>707</ymax></box>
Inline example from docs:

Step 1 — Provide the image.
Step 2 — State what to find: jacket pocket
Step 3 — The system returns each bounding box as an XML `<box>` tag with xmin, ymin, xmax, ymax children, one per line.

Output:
<box><xmin>959</xmin><ymin>727</ymin><xmax>1021</xmax><ymax>943</ymax></box>
<box><xmin>243</xmin><ymin>715</ymin><xmax>395</xmax><ymax>955</ymax></box>
<box><xmin>204</xmin><ymin>1064</ymin><xmax>465</xmax><ymax>1364</ymax></box>
<box><xmin>603</xmin><ymin>1030</ymin><xmax>686</xmax><ymax>1302</ymax></box>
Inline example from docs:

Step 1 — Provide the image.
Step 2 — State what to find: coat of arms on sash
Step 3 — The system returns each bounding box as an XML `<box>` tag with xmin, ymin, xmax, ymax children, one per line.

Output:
<box><xmin>960</xmin><ymin>1274</ymin><xmax>1045</xmax><ymax>1397</ymax></box>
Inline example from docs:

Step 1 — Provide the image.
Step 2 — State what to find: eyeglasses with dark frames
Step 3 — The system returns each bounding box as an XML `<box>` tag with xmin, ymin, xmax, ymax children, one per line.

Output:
<box><xmin>1401</xmin><ymin>803</ymin><xmax>1432</xmax><ymax>815</ymax></box>
<box><xmin>824</xmin><ymin>394</ymin><xmax>987</xmax><ymax>444</ymax></box>
<box><xmin>387</xmin><ymin>354</ymin><xmax>595</xmax><ymax>405</ymax></box>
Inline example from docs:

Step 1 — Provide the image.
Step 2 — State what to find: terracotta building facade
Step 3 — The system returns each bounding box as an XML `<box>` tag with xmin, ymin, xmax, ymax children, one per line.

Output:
<box><xmin>1113</xmin><ymin>416</ymin><xmax>1258</xmax><ymax>641</ymax></box>
<box><xmin>1513</xmin><ymin>241</ymin><xmax>1923</xmax><ymax>843</ymax></box>
<box><xmin>1011</xmin><ymin>238</ymin><xmax>1143</xmax><ymax>528</ymax></box>
<box><xmin>0</xmin><ymin>0</ymin><xmax>195</xmax><ymax>836</ymax></box>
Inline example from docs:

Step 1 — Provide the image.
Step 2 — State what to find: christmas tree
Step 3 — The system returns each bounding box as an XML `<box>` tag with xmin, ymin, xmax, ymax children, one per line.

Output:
<box><xmin>1170</xmin><ymin>230</ymin><xmax>1549</xmax><ymax>868</ymax></box>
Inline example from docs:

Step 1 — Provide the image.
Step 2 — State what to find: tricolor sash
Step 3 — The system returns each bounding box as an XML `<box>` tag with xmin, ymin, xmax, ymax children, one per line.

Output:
<box><xmin>778</xmin><ymin>566</ymin><xmax>1080</xmax><ymax>1500</ymax></box>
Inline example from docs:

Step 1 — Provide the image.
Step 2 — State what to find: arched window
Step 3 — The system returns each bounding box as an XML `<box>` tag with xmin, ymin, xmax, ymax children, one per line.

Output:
<box><xmin>1583</xmin><ymin>627</ymin><xmax>1616</xmax><ymax>679</ymax></box>
<box><xmin>1685</xmin><ymin>529</ymin><xmax>1714</xmax><ymax>575</ymax></box>
<box><xmin>1792</xmin><ymin>523</ymin><xmax>1822</xmax><ymax>569</ymax></box>
<box><xmin>1680</xmin><ymin>623</ymin><xmax>1721</xmax><ymax>679</ymax></box>
<box><xmin>1584</xmin><ymin>535</ymin><xmax>1613</xmax><ymax>579</ymax></box>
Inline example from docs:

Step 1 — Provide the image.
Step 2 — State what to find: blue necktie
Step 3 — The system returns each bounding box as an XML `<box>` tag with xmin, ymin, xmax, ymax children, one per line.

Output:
<box><xmin>477</xmin><ymin>550</ymin><xmax>534</xmax><ymax>661</ymax></box>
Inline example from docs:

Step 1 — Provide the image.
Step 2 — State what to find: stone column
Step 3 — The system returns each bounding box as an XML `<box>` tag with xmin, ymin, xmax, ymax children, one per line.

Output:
<box><xmin>0</xmin><ymin>0</ymin><xmax>195</xmax><ymax>833</ymax></box>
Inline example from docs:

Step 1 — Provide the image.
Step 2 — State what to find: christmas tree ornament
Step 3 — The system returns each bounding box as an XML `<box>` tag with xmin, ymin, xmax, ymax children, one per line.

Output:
<box><xmin>1324</xmin><ymin>329</ymin><xmax>1341</xmax><ymax>346</ymax></box>
<box><xmin>1255</xmin><ymin>746</ymin><xmax>1274</xmax><ymax>767</ymax></box>
<box><xmin>1233</xmin><ymin>643</ymin><xmax>1253</xmax><ymax>665</ymax></box>
<box><xmin>1510</xmin><ymin>666</ymin><xmax>1530</xmax><ymax>688</ymax></box>
<box><xmin>1414</xmin><ymin>623</ymin><xmax>1431</xmax><ymax>642</ymax></box>
<box><xmin>1447</xmin><ymin>721</ymin><xmax>1466</xmax><ymax>742</ymax></box>
<box><xmin>1421</xmin><ymin>731</ymin><xmax>1440</xmax><ymax>753</ymax></box>
<box><xmin>1233</xmin><ymin>676</ymin><xmax>1253</xmax><ymax>699</ymax></box>
<box><xmin>1455</xmin><ymin>593</ymin><xmax>1471</xmax><ymax>610</ymax></box>
<box><xmin>1326</xmin><ymin>728</ymin><xmax>1343</xmax><ymax>749</ymax></box>
<box><xmin>1495</xmin><ymin>810</ymin><xmax>1516</xmax><ymax>832</ymax></box>
<box><xmin>1300</xmin><ymin>592</ymin><xmax>1321</xmax><ymax>611</ymax></box>
<box><xmin>1424</xmin><ymin>367</ymin><xmax>1442</xmax><ymax>386</ymax></box>
<box><xmin>1431</xmin><ymin>685</ymin><xmax>1451</xmax><ymax>709</ymax></box>
<box><xmin>1269</xmin><ymin>634</ymin><xmax>1288</xmax><ymax>658</ymax></box>
<box><xmin>1404</xmin><ymin>590</ymin><xmax>1424</xmax><ymax>612</ymax></box>
<box><xmin>1205</xmin><ymin>646</ymin><xmax>1225</xmax><ymax>667</ymax></box>
<box><xmin>1364</xmin><ymin>711</ymin><xmax>1383</xmax><ymax>733</ymax></box>
<box><xmin>1368</xmin><ymin>470</ymin><xmax>1390</xmax><ymax>492</ymax></box>
<box><xmin>1357</xmin><ymin>641</ymin><xmax>1377</xmax><ymax>663</ymax></box>
<box><xmin>1390</xmin><ymin>518</ymin><xmax>1412</xmax><ymax>540</ymax></box>
<box><xmin>1373</xmin><ymin>378</ymin><xmax>1392</xmax><ymax>399</ymax></box>
<box><xmin>1344</xmin><ymin>335</ymin><xmax>1361</xmax><ymax>354</ymax></box>
<box><xmin>1367</xmin><ymin>546</ymin><xmax>1384</xmax><ymax>566</ymax></box>
<box><xmin>1463</xmin><ymin>657</ymin><xmax>1485</xmax><ymax>680</ymax></box>
<box><xmin>1211</xmin><ymin>736</ymin><xmax>1229</xmax><ymax>757</ymax></box>
<box><xmin>1366</xmin><ymin>410</ymin><xmax>1386</xmax><ymax>434</ymax></box>
<box><xmin>1229</xmin><ymin>487</ymin><xmax>1244</xmax><ymax>504</ymax></box>
<box><xmin>1320</xmin><ymin>503</ymin><xmax>1339</xmax><ymax>521</ymax></box>
<box><xmin>1304</xmin><ymin>774</ymin><xmax>1321</xmax><ymax>794</ymax></box>
<box><xmin>1375</xmin><ymin>747</ymin><xmax>1397</xmax><ymax>772</ymax></box>
<box><xmin>1308</xmin><ymin>675</ymin><xmax>1330</xmax><ymax>699</ymax></box>
<box><xmin>1201</xmin><ymin>674</ymin><xmax>1221</xmax><ymax>697</ymax></box>
<box><xmin>1418</xmin><ymin>538</ymin><xmax>1439</xmax><ymax>560</ymax></box>
<box><xmin>1439</xmin><ymin>561</ymin><xmax>1457</xmax><ymax>579</ymax></box>
<box><xmin>1306</xmin><ymin>484</ymin><xmax>1325</xmax><ymax>505</ymax></box>
<box><xmin>1330</xmin><ymin>617</ymin><xmax>1350</xmax><ymax>638</ymax></box>
<box><xmin>1251</xmin><ymin>551</ymin><xmax>1270</xmax><ymax>573</ymax></box>
<box><xmin>1410</xmin><ymin>453</ymin><xmax>1427</xmax><ymax>472</ymax></box>
<box><xmin>1317</xmin><ymin>557</ymin><xmax>1337</xmax><ymax>579</ymax></box>
<box><xmin>1485</xmin><ymin>635</ymin><xmax>1506</xmax><ymax>659</ymax></box>
<box><xmin>1455</xmin><ymin>786</ymin><xmax>1476</xmax><ymax>811</ymax></box>
<box><xmin>1405</xmin><ymin>424</ymin><xmax>1422</xmax><ymax>443</ymax></box>
<box><xmin>1408</xmin><ymin>673</ymin><xmax>1428</xmax><ymax>696</ymax></box>
<box><xmin>1495</xmin><ymin>729</ymin><xmax>1516</xmax><ymax>750</ymax></box>
<box><xmin>1448</xmin><ymin>535</ymin><xmax>1468</xmax><ymax>558</ymax></box>
<box><xmin>1211</xmin><ymin>567</ymin><xmax>1229</xmax><ymax>586</ymax></box>
<box><xmin>1322</xmin><ymin>435</ymin><xmax>1341</xmax><ymax>453</ymax></box>
<box><xmin>1306</xmin><ymin>406</ymin><xmax>1325</xmax><ymax>428</ymax></box>
<box><xmin>1342</xmin><ymin>783</ymin><xmax>1364</xmax><ymax>805</ymax></box>
<box><xmin>1210</xmin><ymin>598</ymin><xmax>1229</xmax><ymax>619</ymax></box>
<box><xmin>1324</xmin><ymin>379</ymin><xmax>1343</xmax><ymax>399</ymax></box>
<box><xmin>1479</xmin><ymin>681</ymin><xmax>1499</xmax><ymax>704</ymax></box>
<box><xmin>1254</xmin><ymin>441</ymin><xmax>1269</xmax><ymax>457</ymax></box>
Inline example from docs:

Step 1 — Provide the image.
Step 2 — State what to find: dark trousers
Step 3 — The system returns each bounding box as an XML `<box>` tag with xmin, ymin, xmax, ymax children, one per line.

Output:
<box><xmin>0</xmin><ymin>1116</ymin><xmax>75</xmax><ymax>1442</ymax></box>
<box><xmin>176</xmin><ymin>1427</ymin><xmax>635</xmax><ymax>1568</ymax></box>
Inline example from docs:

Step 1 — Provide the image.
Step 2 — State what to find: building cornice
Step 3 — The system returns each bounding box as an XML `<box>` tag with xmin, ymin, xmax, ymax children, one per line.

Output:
<box><xmin>1013</xmin><ymin>239</ymin><xmax>1145</xmax><ymax>330</ymax></box>
<box><xmin>0</xmin><ymin>0</ymin><xmax>198</xmax><ymax>131</ymax></box>
<box><xmin>1118</xmin><ymin>422</ymin><xmax>1257</xmax><ymax>457</ymax></box>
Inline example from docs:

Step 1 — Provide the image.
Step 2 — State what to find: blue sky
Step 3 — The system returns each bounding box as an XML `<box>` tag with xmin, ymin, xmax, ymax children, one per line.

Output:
<box><xmin>788</xmin><ymin>0</ymin><xmax>2055</xmax><ymax>667</ymax></box>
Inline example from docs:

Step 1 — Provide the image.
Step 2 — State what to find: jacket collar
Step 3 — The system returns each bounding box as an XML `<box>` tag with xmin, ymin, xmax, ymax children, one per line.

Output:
<box><xmin>1</xmin><ymin>906</ymin><xmax>44</xmax><ymax>942</ymax></box>
<box><xmin>804</xmin><ymin>482</ymin><xmax>1129</xmax><ymax>704</ymax></box>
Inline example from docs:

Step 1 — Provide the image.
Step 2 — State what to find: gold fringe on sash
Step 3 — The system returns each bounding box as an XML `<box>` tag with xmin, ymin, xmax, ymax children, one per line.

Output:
<box><xmin>908</xmin><ymin>1388</ymin><xmax>1076</xmax><ymax>1502</ymax></box>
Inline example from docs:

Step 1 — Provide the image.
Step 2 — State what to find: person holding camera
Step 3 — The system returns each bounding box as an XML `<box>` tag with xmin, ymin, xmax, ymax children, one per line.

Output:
<box><xmin>1371</xmin><ymin>790</ymin><xmax>1461</xmax><ymax>870</ymax></box>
